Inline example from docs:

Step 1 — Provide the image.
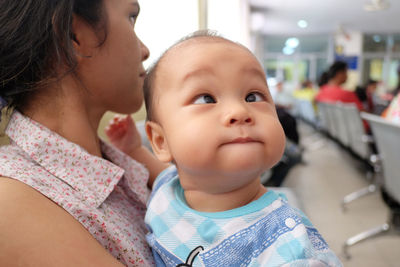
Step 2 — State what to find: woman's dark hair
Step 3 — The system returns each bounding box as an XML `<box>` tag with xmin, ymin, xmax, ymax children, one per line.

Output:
<box><xmin>327</xmin><ymin>61</ymin><xmax>347</xmax><ymax>80</ymax></box>
<box><xmin>355</xmin><ymin>86</ymin><xmax>367</xmax><ymax>102</ymax></box>
<box><xmin>0</xmin><ymin>0</ymin><xmax>106</xmax><ymax>111</ymax></box>
<box><xmin>317</xmin><ymin>71</ymin><xmax>329</xmax><ymax>87</ymax></box>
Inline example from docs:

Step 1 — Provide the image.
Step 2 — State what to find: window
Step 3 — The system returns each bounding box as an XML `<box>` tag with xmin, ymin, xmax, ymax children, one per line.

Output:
<box><xmin>363</xmin><ymin>34</ymin><xmax>387</xmax><ymax>53</ymax></box>
<box><xmin>263</xmin><ymin>35</ymin><xmax>330</xmax><ymax>86</ymax></box>
<box><xmin>362</xmin><ymin>34</ymin><xmax>400</xmax><ymax>90</ymax></box>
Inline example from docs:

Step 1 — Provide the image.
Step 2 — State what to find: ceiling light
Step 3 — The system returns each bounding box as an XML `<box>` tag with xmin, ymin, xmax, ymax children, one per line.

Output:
<box><xmin>373</xmin><ymin>35</ymin><xmax>381</xmax><ymax>42</ymax></box>
<box><xmin>285</xmin><ymin>37</ymin><xmax>299</xmax><ymax>48</ymax></box>
<box><xmin>364</xmin><ymin>0</ymin><xmax>390</xmax><ymax>12</ymax></box>
<box><xmin>297</xmin><ymin>20</ymin><xmax>308</xmax><ymax>28</ymax></box>
<box><xmin>282</xmin><ymin>46</ymin><xmax>295</xmax><ymax>55</ymax></box>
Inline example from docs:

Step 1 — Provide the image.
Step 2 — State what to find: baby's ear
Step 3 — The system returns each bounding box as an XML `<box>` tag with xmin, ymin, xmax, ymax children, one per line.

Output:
<box><xmin>145</xmin><ymin>121</ymin><xmax>172</xmax><ymax>163</ymax></box>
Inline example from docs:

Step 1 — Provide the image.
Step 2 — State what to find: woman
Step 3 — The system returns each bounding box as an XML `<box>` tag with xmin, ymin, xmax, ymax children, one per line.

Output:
<box><xmin>0</xmin><ymin>0</ymin><xmax>166</xmax><ymax>265</ymax></box>
<box><xmin>315</xmin><ymin>61</ymin><xmax>363</xmax><ymax>111</ymax></box>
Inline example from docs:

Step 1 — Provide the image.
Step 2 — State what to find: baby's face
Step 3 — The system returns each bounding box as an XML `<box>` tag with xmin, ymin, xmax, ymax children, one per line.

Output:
<box><xmin>152</xmin><ymin>39</ymin><xmax>285</xmax><ymax>192</ymax></box>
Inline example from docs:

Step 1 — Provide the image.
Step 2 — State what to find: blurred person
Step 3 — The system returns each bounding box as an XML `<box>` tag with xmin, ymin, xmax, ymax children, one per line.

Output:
<box><xmin>270</xmin><ymin>81</ymin><xmax>300</xmax><ymax>145</ymax></box>
<box><xmin>293</xmin><ymin>80</ymin><xmax>318</xmax><ymax>102</ymax></box>
<box><xmin>391</xmin><ymin>64</ymin><xmax>400</xmax><ymax>98</ymax></box>
<box><xmin>317</xmin><ymin>71</ymin><xmax>329</xmax><ymax>88</ymax></box>
<box><xmin>355</xmin><ymin>79</ymin><xmax>378</xmax><ymax>113</ymax></box>
<box><xmin>315</xmin><ymin>61</ymin><xmax>363</xmax><ymax>110</ymax></box>
<box><xmin>293</xmin><ymin>80</ymin><xmax>318</xmax><ymax>112</ymax></box>
<box><xmin>271</xmin><ymin>81</ymin><xmax>294</xmax><ymax>110</ymax></box>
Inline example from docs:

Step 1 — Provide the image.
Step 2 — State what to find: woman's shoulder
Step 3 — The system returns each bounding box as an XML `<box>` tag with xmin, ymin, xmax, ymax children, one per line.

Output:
<box><xmin>0</xmin><ymin>177</ymin><xmax>123</xmax><ymax>266</ymax></box>
<box><xmin>0</xmin><ymin>144</ymin><xmax>60</xmax><ymax>195</ymax></box>
<box><xmin>0</xmin><ymin>177</ymin><xmax>66</xmax><ymax>245</ymax></box>
<box><xmin>0</xmin><ymin>177</ymin><xmax>65</xmax><ymax>262</ymax></box>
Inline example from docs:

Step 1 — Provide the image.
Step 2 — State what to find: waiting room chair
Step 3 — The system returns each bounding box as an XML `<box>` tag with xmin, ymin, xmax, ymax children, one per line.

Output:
<box><xmin>332</xmin><ymin>103</ymin><xmax>351</xmax><ymax>147</ymax></box>
<box><xmin>343</xmin><ymin>113</ymin><xmax>400</xmax><ymax>259</ymax></box>
<box><xmin>316</xmin><ymin>102</ymin><xmax>330</xmax><ymax>134</ymax></box>
<box><xmin>341</xmin><ymin>104</ymin><xmax>373</xmax><ymax>161</ymax></box>
<box><xmin>296</xmin><ymin>99</ymin><xmax>318</xmax><ymax>126</ymax></box>
<box><xmin>339</xmin><ymin>104</ymin><xmax>379</xmax><ymax>210</ymax></box>
<box><xmin>324</xmin><ymin>102</ymin><xmax>340</xmax><ymax>140</ymax></box>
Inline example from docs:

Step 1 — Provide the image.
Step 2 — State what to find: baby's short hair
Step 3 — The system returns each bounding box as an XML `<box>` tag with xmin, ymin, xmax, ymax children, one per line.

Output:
<box><xmin>143</xmin><ymin>30</ymin><xmax>244</xmax><ymax>122</ymax></box>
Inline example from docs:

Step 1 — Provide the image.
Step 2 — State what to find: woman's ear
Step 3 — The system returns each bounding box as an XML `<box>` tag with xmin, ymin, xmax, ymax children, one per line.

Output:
<box><xmin>70</xmin><ymin>14</ymin><xmax>99</xmax><ymax>60</ymax></box>
<box><xmin>145</xmin><ymin>121</ymin><xmax>173</xmax><ymax>163</ymax></box>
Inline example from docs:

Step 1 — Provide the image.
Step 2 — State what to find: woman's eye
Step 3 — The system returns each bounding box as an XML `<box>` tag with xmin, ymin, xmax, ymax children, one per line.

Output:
<box><xmin>193</xmin><ymin>94</ymin><xmax>216</xmax><ymax>104</ymax></box>
<box><xmin>245</xmin><ymin>92</ymin><xmax>265</xmax><ymax>102</ymax></box>
<box><xmin>129</xmin><ymin>15</ymin><xmax>138</xmax><ymax>25</ymax></box>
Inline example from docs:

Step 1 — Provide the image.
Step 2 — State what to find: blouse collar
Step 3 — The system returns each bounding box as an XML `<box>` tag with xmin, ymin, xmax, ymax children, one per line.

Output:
<box><xmin>5</xmin><ymin>111</ymin><xmax>131</xmax><ymax>208</ymax></box>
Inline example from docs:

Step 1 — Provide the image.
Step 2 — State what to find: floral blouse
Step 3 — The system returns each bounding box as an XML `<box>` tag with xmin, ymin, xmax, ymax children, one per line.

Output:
<box><xmin>0</xmin><ymin>111</ymin><xmax>155</xmax><ymax>266</ymax></box>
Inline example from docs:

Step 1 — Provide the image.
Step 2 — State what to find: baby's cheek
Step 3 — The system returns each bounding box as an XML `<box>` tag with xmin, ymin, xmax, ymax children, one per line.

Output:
<box><xmin>265</xmin><ymin>120</ymin><xmax>286</xmax><ymax>164</ymax></box>
<box><xmin>275</xmin><ymin>125</ymin><xmax>286</xmax><ymax>159</ymax></box>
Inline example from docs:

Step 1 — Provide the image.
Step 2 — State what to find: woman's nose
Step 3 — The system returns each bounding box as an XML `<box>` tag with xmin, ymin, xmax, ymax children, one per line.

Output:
<box><xmin>140</xmin><ymin>39</ymin><xmax>150</xmax><ymax>61</ymax></box>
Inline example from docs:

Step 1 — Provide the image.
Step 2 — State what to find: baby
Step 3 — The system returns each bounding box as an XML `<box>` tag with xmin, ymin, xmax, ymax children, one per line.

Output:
<box><xmin>107</xmin><ymin>31</ymin><xmax>342</xmax><ymax>267</ymax></box>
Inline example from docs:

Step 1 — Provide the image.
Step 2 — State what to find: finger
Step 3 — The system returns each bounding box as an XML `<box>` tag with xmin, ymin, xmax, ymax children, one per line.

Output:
<box><xmin>106</xmin><ymin>126</ymin><xmax>125</xmax><ymax>140</ymax></box>
<box><xmin>105</xmin><ymin>121</ymin><xmax>124</xmax><ymax>135</ymax></box>
<box><xmin>125</xmin><ymin>114</ymin><xmax>134</xmax><ymax>125</ymax></box>
<box><xmin>108</xmin><ymin>115</ymin><xmax>126</xmax><ymax>128</ymax></box>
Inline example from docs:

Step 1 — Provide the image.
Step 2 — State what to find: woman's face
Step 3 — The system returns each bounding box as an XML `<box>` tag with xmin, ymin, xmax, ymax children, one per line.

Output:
<box><xmin>79</xmin><ymin>0</ymin><xmax>149</xmax><ymax>114</ymax></box>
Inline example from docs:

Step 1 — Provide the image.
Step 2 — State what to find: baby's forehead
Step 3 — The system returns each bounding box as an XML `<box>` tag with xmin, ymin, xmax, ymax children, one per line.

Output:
<box><xmin>152</xmin><ymin>36</ymin><xmax>265</xmax><ymax>92</ymax></box>
<box><xmin>154</xmin><ymin>38</ymin><xmax>265</xmax><ymax>88</ymax></box>
<box><xmin>158</xmin><ymin>37</ymin><xmax>257</xmax><ymax>76</ymax></box>
<box><xmin>166</xmin><ymin>37</ymin><xmax>247</xmax><ymax>59</ymax></box>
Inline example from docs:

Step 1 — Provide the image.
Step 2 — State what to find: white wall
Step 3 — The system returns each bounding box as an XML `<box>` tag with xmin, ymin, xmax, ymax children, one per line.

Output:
<box><xmin>335</xmin><ymin>31</ymin><xmax>363</xmax><ymax>90</ymax></box>
<box><xmin>136</xmin><ymin>0</ymin><xmax>252</xmax><ymax>66</ymax></box>
<box><xmin>207</xmin><ymin>0</ymin><xmax>251</xmax><ymax>48</ymax></box>
<box><xmin>136</xmin><ymin>0</ymin><xmax>199</xmax><ymax>68</ymax></box>
<box><xmin>335</xmin><ymin>31</ymin><xmax>363</xmax><ymax>56</ymax></box>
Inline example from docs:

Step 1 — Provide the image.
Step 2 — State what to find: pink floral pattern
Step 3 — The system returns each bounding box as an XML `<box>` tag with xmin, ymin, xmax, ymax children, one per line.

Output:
<box><xmin>385</xmin><ymin>92</ymin><xmax>400</xmax><ymax>124</ymax></box>
<box><xmin>0</xmin><ymin>111</ymin><xmax>154</xmax><ymax>266</ymax></box>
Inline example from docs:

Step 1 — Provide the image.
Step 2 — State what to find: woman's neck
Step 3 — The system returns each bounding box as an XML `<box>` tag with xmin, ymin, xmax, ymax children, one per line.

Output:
<box><xmin>328</xmin><ymin>78</ymin><xmax>343</xmax><ymax>87</ymax></box>
<box><xmin>183</xmin><ymin>178</ymin><xmax>267</xmax><ymax>212</ymax></box>
<box><xmin>22</xmin><ymin>79</ymin><xmax>105</xmax><ymax>157</ymax></box>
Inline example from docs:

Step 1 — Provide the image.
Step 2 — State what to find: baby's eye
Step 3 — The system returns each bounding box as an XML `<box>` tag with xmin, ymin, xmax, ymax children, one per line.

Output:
<box><xmin>193</xmin><ymin>94</ymin><xmax>216</xmax><ymax>104</ymax></box>
<box><xmin>245</xmin><ymin>92</ymin><xmax>265</xmax><ymax>102</ymax></box>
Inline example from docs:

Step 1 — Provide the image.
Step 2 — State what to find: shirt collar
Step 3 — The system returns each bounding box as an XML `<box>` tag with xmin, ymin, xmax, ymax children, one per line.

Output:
<box><xmin>6</xmin><ymin>111</ymin><xmax>126</xmax><ymax>208</ymax></box>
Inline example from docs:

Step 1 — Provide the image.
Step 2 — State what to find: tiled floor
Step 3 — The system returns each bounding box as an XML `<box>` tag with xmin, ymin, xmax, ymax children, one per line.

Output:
<box><xmin>283</xmin><ymin>122</ymin><xmax>400</xmax><ymax>267</ymax></box>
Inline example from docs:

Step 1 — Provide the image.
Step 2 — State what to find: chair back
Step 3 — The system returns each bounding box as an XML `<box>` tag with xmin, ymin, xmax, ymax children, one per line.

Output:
<box><xmin>297</xmin><ymin>99</ymin><xmax>317</xmax><ymax>125</ymax></box>
<box><xmin>342</xmin><ymin>104</ymin><xmax>371</xmax><ymax>160</ymax></box>
<box><xmin>333</xmin><ymin>103</ymin><xmax>351</xmax><ymax>146</ymax></box>
<box><xmin>316</xmin><ymin>102</ymin><xmax>330</xmax><ymax>132</ymax></box>
<box><xmin>324</xmin><ymin>102</ymin><xmax>339</xmax><ymax>139</ymax></box>
<box><xmin>361</xmin><ymin>112</ymin><xmax>400</xmax><ymax>203</ymax></box>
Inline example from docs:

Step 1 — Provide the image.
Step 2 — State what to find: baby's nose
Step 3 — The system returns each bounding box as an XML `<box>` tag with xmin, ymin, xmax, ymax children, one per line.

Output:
<box><xmin>223</xmin><ymin>104</ymin><xmax>254</xmax><ymax>126</ymax></box>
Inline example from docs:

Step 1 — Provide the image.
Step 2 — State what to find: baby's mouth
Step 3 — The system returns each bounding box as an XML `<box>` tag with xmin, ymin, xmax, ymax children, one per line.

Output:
<box><xmin>223</xmin><ymin>137</ymin><xmax>261</xmax><ymax>145</ymax></box>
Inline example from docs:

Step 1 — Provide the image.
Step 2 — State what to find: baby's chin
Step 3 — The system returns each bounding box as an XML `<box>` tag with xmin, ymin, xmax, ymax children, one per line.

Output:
<box><xmin>217</xmin><ymin>154</ymin><xmax>272</xmax><ymax>174</ymax></box>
